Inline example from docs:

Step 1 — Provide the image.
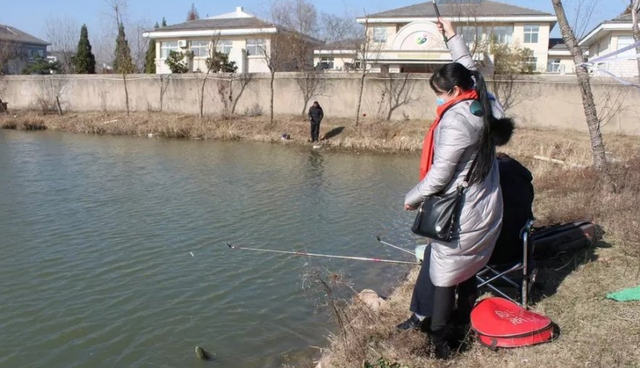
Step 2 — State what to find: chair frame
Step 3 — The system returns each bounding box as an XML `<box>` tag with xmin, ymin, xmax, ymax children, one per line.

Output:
<box><xmin>476</xmin><ymin>219</ymin><xmax>535</xmax><ymax>309</ymax></box>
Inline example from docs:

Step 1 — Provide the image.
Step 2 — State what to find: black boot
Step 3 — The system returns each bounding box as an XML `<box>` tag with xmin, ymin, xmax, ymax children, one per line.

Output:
<box><xmin>430</xmin><ymin>328</ymin><xmax>452</xmax><ymax>360</ymax></box>
<box><xmin>396</xmin><ymin>314</ymin><xmax>427</xmax><ymax>331</ymax></box>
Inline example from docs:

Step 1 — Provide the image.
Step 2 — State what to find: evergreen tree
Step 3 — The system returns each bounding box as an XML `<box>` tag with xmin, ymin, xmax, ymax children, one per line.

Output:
<box><xmin>144</xmin><ymin>23</ymin><xmax>159</xmax><ymax>74</ymax></box>
<box><xmin>113</xmin><ymin>22</ymin><xmax>134</xmax><ymax>74</ymax></box>
<box><xmin>187</xmin><ymin>4</ymin><xmax>200</xmax><ymax>21</ymax></box>
<box><xmin>72</xmin><ymin>24</ymin><xmax>96</xmax><ymax>74</ymax></box>
<box><xmin>21</xmin><ymin>56</ymin><xmax>61</xmax><ymax>75</ymax></box>
<box><xmin>161</xmin><ymin>17</ymin><xmax>167</xmax><ymax>27</ymax></box>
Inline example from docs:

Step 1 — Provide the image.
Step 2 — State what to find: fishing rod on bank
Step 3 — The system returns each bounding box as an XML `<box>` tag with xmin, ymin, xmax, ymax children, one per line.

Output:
<box><xmin>226</xmin><ymin>243</ymin><xmax>420</xmax><ymax>265</ymax></box>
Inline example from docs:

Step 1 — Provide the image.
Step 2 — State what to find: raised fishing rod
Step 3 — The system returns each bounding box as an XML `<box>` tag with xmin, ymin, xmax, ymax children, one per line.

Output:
<box><xmin>432</xmin><ymin>0</ymin><xmax>449</xmax><ymax>46</ymax></box>
<box><xmin>375</xmin><ymin>236</ymin><xmax>415</xmax><ymax>256</ymax></box>
<box><xmin>226</xmin><ymin>243</ymin><xmax>419</xmax><ymax>265</ymax></box>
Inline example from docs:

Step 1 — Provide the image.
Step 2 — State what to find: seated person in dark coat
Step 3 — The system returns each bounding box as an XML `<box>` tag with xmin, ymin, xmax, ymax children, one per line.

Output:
<box><xmin>490</xmin><ymin>153</ymin><xmax>535</xmax><ymax>265</ymax></box>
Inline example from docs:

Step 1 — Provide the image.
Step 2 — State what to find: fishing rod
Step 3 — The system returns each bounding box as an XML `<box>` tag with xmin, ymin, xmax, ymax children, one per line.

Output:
<box><xmin>226</xmin><ymin>243</ymin><xmax>419</xmax><ymax>265</ymax></box>
<box><xmin>432</xmin><ymin>0</ymin><xmax>449</xmax><ymax>46</ymax></box>
<box><xmin>375</xmin><ymin>236</ymin><xmax>415</xmax><ymax>256</ymax></box>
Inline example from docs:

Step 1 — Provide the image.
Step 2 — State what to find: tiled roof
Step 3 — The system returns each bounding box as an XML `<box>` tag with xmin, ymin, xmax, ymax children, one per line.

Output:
<box><xmin>157</xmin><ymin>17</ymin><xmax>274</xmax><ymax>32</ymax></box>
<box><xmin>366</xmin><ymin>0</ymin><xmax>552</xmax><ymax>18</ymax></box>
<box><xmin>0</xmin><ymin>24</ymin><xmax>49</xmax><ymax>46</ymax></box>
<box><xmin>606</xmin><ymin>13</ymin><xmax>633</xmax><ymax>24</ymax></box>
<box><xmin>321</xmin><ymin>38</ymin><xmax>363</xmax><ymax>50</ymax></box>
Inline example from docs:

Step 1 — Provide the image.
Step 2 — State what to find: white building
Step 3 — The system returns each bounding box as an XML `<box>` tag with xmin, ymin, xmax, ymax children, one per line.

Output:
<box><xmin>579</xmin><ymin>13</ymin><xmax>639</xmax><ymax>78</ymax></box>
<box><xmin>547</xmin><ymin>38</ymin><xmax>574</xmax><ymax>74</ymax></box>
<box><xmin>313</xmin><ymin>39</ymin><xmax>360</xmax><ymax>71</ymax></box>
<box><xmin>352</xmin><ymin>0</ymin><xmax>558</xmax><ymax>73</ymax></box>
<box><xmin>143</xmin><ymin>7</ymin><xmax>319</xmax><ymax>74</ymax></box>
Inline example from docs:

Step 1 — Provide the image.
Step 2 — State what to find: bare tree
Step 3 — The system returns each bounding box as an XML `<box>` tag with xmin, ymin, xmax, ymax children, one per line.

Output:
<box><xmin>559</xmin><ymin>0</ymin><xmax>603</xmax><ymax>40</ymax></box>
<box><xmin>199</xmin><ymin>34</ymin><xmax>219</xmax><ymax>118</ymax></box>
<box><xmin>296</xmin><ymin>72</ymin><xmax>326</xmax><ymax>116</ymax></box>
<box><xmin>354</xmin><ymin>17</ymin><xmax>383</xmax><ymax>127</ymax></box>
<box><xmin>0</xmin><ymin>40</ymin><xmax>18</xmax><ymax>75</ymax></box>
<box><xmin>320</xmin><ymin>13</ymin><xmax>360</xmax><ymax>44</ymax></box>
<box><xmin>231</xmin><ymin>73</ymin><xmax>253</xmax><ymax>114</ymax></box>
<box><xmin>551</xmin><ymin>0</ymin><xmax>612</xmax><ymax>189</ymax></box>
<box><xmin>630</xmin><ymin>0</ymin><xmax>640</xmax><ymax>81</ymax></box>
<box><xmin>129</xmin><ymin>19</ymin><xmax>152</xmax><ymax>72</ymax></box>
<box><xmin>487</xmin><ymin>42</ymin><xmax>535</xmax><ymax>111</ymax></box>
<box><xmin>91</xmin><ymin>26</ymin><xmax>115</xmax><ymax>72</ymax></box>
<box><xmin>43</xmin><ymin>16</ymin><xmax>79</xmax><ymax>74</ymax></box>
<box><xmin>35</xmin><ymin>76</ymin><xmax>68</xmax><ymax>115</ymax></box>
<box><xmin>158</xmin><ymin>74</ymin><xmax>170</xmax><ymax>112</ymax></box>
<box><xmin>107</xmin><ymin>0</ymin><xmax>135</xmax><ymax>115</ymax></box>
<box><xmin>272</xmin><ymin>0</ymin><xmax>319</xmax><ymax>38</ymax></box>
<box><xmin>264</xmin><ymin>0</ymin><xmax>321</xmax><ymax>124</ymax></box>
<box><xmin>595</xmin><ymin>80</ymin><xmax>632</xmax><ymax>128</ymax></box>
<box><xmin>258</xmin><ymin>32</ymin><xmax>294</xmax><ymax>125</ymax></box>
<box><xmin>379</xmin><ymin>74</ymin><xmax>418</xmax><ymax>121</ymax></box>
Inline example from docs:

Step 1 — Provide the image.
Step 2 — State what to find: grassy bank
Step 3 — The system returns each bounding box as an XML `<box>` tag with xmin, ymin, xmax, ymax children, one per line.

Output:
<box><xmin>313</xmin><ymin>133</ymin><xmax>640</xmax><ymax>367</ymax></box>
<box><xmin>3</xmin><ymin>111</ymin><xmax>640</xmax><ymax>367</ymax></box>
<box><xmin>0</xmin><ymin>111</ymin><xmax>429</xmax><ymax>152</ymax></box>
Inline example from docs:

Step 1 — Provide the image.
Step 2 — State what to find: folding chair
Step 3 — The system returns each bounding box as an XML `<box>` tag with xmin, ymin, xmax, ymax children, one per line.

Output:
<box><xmin>476</xmin><ymin>219</ymin><xmax>536</xmax><ymax>309</ymax></box>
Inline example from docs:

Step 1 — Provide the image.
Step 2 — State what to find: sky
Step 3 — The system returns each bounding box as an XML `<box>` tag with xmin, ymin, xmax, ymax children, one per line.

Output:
<box><xmin>0</xmin><ymin>0</ymin><xmax>630</xmax><ymax>43</ymax></box>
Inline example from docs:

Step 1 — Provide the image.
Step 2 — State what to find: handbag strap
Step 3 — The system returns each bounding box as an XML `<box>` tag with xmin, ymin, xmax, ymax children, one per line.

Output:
<box><xmin>461</xmin><ymin>150</ymin><xmax>480</xmax><ymax>188</ymax></box>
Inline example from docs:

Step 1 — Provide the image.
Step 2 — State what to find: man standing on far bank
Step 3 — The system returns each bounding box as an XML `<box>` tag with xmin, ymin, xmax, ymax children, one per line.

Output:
<box><xmin>308</xmin><ymin>101</ymin><xmax>324</xmax><ymax>143</ymax></box>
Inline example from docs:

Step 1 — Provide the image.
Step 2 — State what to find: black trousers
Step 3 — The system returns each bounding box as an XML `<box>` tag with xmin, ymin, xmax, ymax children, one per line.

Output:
<box><xmin>410</xmin><ymin>245</ymin><xmax>478</xmax><ymax>332</ymax></box>
<box><xmin>310</xmin><ymin>121</ymin><xmax>321</xmax><ymax>142</ymax></box>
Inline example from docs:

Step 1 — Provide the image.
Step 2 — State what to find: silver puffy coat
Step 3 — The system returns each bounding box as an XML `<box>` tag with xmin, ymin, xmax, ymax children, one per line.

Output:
<box><xmin>404</xmin><ymin>35</ymin><xmax>505</xmax><ymax>287</ymax></box>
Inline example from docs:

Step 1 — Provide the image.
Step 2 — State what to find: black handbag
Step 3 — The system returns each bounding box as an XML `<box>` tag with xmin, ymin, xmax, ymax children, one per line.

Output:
<box><xmin>411</xmin><ymin>153</ymin><xmax>479</xmax><ymax>241</ymax></box>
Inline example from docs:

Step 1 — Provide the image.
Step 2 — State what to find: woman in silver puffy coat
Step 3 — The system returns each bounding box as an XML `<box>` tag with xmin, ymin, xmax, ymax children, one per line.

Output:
<box><xmin>397</xmin><ymin>18</ymin><xmax>514</xmax><ymax>359</ymax></box>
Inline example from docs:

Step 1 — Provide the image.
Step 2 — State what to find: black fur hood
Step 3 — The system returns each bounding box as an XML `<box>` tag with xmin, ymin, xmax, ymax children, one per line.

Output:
<box><xmin>491</xmin><ymin>117</ymin><xmax>515</xmax><ymax>147</ymax></box>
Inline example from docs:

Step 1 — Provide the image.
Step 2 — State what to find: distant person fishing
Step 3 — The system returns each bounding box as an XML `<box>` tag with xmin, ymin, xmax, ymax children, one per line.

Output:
<box><xmin>308</xmin><ymin>101</ymin><xmax>324</xmax><ymax>143</ymax></box>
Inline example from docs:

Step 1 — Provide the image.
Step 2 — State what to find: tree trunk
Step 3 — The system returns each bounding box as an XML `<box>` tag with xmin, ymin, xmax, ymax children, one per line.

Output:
<box><xmin>632</xmin><ymin>1</ymin><xmax>640</xmax><ymax>82</ymax></box>
<box><xmin>56</xmin><ymin>96</ymin><xmax>62</xmax><ymax>116</ymax></box>
<box><xmin>300</xmin><ymin>76</ymin><xmax>310</xmax><ymax>117</ymax></box>
<box><xmin>159</xmin><ymin>75</ymin><xmax>164</xmax><ymax>112</ymax></box>
<box><xmin>269</xmin><ymin>70</ymin><xmax>275</xmax><ymax>126</ymax></box>
<box><xmin>231</xmin><ymin>75</ymin><xmax>251</xmax><ymax>115</ymax></box>
<box><xmin>200</xmin><ymin>74</ymin><xmax>208</xmax><ymax>118</ymax></box>
<box><xmin>355</xmin><ymin>72</ymin><xmax>366</xmax><ymax>127</ymax></box>
<box><xmin>551</xmin><ymin>0</ymin><xmax>613</xmax><ymax>190</ymax></box>
<box><xmin>122</xmin><ymin>74</ymin><xmax>130</xmax><ymax>116</ymax></box>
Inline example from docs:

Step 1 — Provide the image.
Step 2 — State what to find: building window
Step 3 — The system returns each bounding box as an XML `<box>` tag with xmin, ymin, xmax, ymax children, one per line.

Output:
<box><xmin>318</xmin><ymin>57</ymin><xmax>334</xmax><ymax>70</ymax></box>
<box><xmin>246</xmin><ymin>39</ymin><xmax>266</xmax><ymax>56</ymax></box>
<box><xmin>524</xmin><ymin>25</ymin><xmax>539</xmax><ymax>44</ymax></box>
<box><xmin>491</xmin><ymin>26</ymin><xmax>513</xmax><ymax>44</ymax></box>
<box><xmin>24</xmin><ymin>48</ymin><xmax>45</xmax><ymax>60</ymax></box>
<box><xmin>526</xmin><ymin>57</ymin><xmax>538</xmax><ymax>72</ymax></box>
<box><xmin>191</xmin><ymin>40</ymin><xmax>209</xmax><ymax>57</ymax></box>
<box><xmin>548</xmin><ymin>59</ymin><xmax>562</xmax><ymax>73</ymax></box>
<box><xmin>161</xmin><ymin>41</ymin><xmax>179</xmax><ymax>59</ymax></box>
<box><xmin>617</xmin><ymin>36</ymin><xmax>635</xmax><ymax>58</ymax></box>
<box><xmin>372</xmin><ymin>27</ymin><xmax>387</xmax><ymax>43</ymax></box>
<box><xmin>459</xmin><ymin>26</ymin><xmax>483</xmax><ymax>46</ymax></box>
<box><xmin>216</xmin><ymin>40</ymin><xmax>233</xmax><ymax>55</ymax></box>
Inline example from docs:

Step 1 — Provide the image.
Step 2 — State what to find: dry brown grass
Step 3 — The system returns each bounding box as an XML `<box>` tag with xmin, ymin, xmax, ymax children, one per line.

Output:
<box><xmin>0</xmin><ymin>110</ymin><xmax>429</xmax><ymax>152</ymax></box>
<box><xmin>313</xmin><ymin>135</ymin><xmax>640</xmax><ymax>368</ymax></box>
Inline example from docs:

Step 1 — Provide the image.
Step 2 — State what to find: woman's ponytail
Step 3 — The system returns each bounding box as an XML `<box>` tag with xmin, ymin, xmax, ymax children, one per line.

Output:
<box><xmin>469</xmin><ymin>70</ymin><xmax>495</xmax><ymax>185</ymax></box>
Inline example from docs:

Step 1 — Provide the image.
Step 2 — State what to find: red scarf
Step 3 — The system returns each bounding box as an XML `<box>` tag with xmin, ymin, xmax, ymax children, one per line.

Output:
<box><xmin>419</xmin><ymin>89</ymin><xmax>479</xmax><ymax>180</ymax></box>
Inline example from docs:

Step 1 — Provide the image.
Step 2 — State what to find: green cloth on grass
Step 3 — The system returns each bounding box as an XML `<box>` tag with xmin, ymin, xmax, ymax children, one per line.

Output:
<box><xmin>607</xmin><ymin>285</ymin><xmax>640</xmax><ymax>302</ymax></box>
